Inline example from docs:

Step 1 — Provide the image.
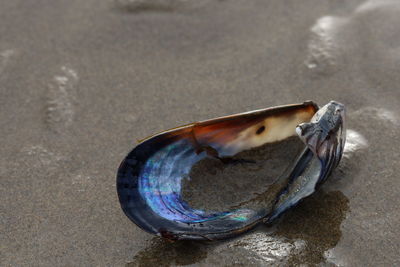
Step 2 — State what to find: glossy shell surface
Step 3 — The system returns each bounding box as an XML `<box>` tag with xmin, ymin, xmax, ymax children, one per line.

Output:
<box><xmin>117</xmin><ymin>101</ymin><xmax>345</xmax><ymax>240</ymax></box>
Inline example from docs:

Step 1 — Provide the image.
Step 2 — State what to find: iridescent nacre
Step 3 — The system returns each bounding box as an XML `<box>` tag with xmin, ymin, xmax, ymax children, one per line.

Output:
<box><xmin>117</xmin><ymin>101</ymin><xmax>345</xmax><ymax>240</ymax></box>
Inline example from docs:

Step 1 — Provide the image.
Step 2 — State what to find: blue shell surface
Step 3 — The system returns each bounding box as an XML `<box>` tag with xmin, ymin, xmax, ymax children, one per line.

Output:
<box><xmin>117</xmin><ymin>101</ymin><xmax>345</xmax><ymax>240</ymax></box>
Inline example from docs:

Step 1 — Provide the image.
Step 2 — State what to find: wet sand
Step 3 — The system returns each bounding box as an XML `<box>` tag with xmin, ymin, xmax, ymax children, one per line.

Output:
<box><xmin>1</xmin><ymin>0</ymin><xmax>400</xmax><ymax>266</ymax></box>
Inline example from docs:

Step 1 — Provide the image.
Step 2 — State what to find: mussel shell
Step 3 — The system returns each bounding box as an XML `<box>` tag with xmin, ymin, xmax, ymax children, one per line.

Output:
<box><xmin>117</xmin><ymin>101</ymin><xmax>345</xmax><ymax>240</ymax></box>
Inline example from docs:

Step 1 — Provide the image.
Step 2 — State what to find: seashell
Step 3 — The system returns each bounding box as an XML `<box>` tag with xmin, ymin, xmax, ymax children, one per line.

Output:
<box><xmin>117</xmin><ymin>101</ymin><xmax>346</xmax><ymax>240</ymax></box>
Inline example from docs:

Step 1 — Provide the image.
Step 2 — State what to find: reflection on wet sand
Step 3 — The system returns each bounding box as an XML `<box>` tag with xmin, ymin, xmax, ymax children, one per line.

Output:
<box><xmin>128</xmin><ymin>190</ymin><xmax>349</xmax><ymax>266</ymax></box>
<box><xmin>274</xmin><ymin>190</ymin><xmax>349</xmax><ymax>266</ymax></box>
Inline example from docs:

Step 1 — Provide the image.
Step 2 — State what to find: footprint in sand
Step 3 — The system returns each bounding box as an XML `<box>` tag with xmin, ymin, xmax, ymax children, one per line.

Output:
<box><xmin>46</xmin><ymin>66</ymin><xmax>79</xmax><ymax>133</ymax></box>
<box><xmin>0</xmin><ymin>49</ymin><xmax>15</xmax><ymax>75</ymax></box>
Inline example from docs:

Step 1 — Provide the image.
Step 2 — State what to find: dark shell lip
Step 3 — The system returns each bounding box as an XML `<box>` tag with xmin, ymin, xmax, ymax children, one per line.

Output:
<box><xmin>116</xmin><ymin>101</ymin><xmax>345</xmax><ymax>241</ymax></box>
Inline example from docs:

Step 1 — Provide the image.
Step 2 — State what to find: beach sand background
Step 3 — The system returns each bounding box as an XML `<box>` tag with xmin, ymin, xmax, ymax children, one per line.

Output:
<box><xmin>1</xmin><ymin>0</ymin><xmax>399</xmax><ymax>266</ymax></box>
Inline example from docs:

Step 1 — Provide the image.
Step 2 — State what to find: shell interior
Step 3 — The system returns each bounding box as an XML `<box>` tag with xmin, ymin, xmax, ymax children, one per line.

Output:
<box><xmin>117</xmin><ymin>101</ymin><xmax>345</xmax><ymax>240</ymax></box>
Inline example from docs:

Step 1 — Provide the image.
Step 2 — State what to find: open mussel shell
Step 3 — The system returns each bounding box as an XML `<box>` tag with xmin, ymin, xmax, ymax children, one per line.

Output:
<box><xmin>117</xmin><ymin>101</ymin><xmax>346</xmax><ymax>240</ymax></box>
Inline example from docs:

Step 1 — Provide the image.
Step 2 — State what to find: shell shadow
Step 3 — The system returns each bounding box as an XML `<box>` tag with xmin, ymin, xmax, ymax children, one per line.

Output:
<box><xmin>113</xmin><ymin>0</ymin><xmax>179</xmax><ymax>14</ymax></box>
<box><xmin>127</xmin><ymin>190</ymin><xmax>349</xmax><ymax>266</ymax></box>
<box><xmin>273</xmin><ymin>189</ymin><xmax>349</xmax><ymax>265</ymax></box>
<box><xmin>127</xmin><ymin>238</ymin><xmax>209</xmax><ymax>266</ymax></box>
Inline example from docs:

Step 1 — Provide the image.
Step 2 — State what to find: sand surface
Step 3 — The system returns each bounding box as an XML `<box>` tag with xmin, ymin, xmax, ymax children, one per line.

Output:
<box><xmin>1</xmin><ymin>0</ymin><xmax>399</xmax><ymax>266</ymax></box>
